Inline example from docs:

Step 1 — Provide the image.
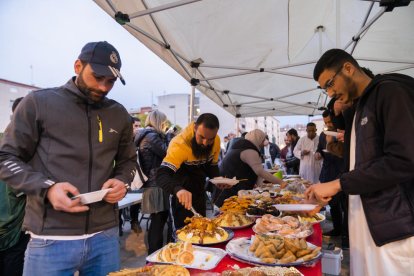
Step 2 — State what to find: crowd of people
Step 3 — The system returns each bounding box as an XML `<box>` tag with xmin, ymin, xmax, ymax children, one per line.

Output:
<box><xmin>1</xmin><ymin>42</ymin><xmax>414</xmax><ymax>276</ymax></box>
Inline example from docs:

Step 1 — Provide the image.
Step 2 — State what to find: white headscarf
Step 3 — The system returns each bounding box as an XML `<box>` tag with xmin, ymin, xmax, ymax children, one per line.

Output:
<box><xmin>245</xmin><ymin>129</ymin><xmax>266</xmax><ymax>150</ymax></box>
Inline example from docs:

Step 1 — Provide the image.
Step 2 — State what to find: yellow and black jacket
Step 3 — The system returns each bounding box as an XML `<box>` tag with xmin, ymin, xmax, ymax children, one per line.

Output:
<box><xmin>157</xmin><ymin>122</ymin><xmax>220</xmax><ymax>197</ymax></box>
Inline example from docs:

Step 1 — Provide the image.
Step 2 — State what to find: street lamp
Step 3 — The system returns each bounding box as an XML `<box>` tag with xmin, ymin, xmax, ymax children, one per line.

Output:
<box><xmin>169</xmin><ymin>105</ymin><xmax>176</xmax><ymax>125</ymax></box>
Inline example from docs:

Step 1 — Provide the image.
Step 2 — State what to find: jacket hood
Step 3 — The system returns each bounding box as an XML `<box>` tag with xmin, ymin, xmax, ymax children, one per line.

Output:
<box><xmin>361</xmin><ymin>73</ymin><xmax>414</xmax><ymax>102</ymax></box>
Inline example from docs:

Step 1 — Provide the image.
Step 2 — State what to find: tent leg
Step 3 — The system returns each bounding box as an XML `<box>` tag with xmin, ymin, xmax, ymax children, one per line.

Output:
<box><xmin>189</xmin><ymin>67</ymin><xmax>196</xmax><ymax>123</ymax></box>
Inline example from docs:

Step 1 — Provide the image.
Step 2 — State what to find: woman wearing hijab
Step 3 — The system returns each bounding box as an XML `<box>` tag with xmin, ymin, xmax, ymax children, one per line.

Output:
<box><xmin>135</xmin><ymin>110</ymin><xmax>173</xmax><ymax>254</ymax></box>
<box><xmin>213</xmin><ymin>129</ymin><xmax>286</xmax><ymax>207</ymax></box>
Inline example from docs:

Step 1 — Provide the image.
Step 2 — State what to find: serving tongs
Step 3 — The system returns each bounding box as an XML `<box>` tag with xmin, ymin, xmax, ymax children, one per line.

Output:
<box><xmin>190</xmin><ymin>206</ymin><xmax>203</xmax><ymax>217</ymax></box>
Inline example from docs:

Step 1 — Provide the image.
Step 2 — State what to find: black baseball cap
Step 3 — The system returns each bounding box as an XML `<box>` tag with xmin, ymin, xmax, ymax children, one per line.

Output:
<box><xmin>78</xmin><ymin>41</ymin><xmax>125</xmax><ymax>85</ymax></box>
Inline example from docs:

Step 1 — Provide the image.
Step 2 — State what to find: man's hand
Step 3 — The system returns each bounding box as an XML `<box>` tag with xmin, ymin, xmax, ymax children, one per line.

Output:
<box><xmin>47</xmin><ymin>182</ymin><xmax>89</xmax><ymax>213</ymax></box>
<box><xmin>314</xmin><ymin>152</ymin><xmax>322</xmax><ymax>160</ymax></box>
<box><xmin>280</xmin><ymin>181</ymin><xmax>288</xmax><ymax>189</ymax></box>
<box><xmin>102</xmin><ymin>178</ymin><xmax>127</xmax><ymax>203</ymax></box>
<box><xmin>176</xmin><ymin>189</ymin><xmax>192</xmax><ymax>210</ymax></box>
<box><xmin>337</xmin><ymin>130</ymin><xmax>345</xmax><ymax>142</ymax></box>
<box><xmin>305</xmin><ymin>180</ymin><xmax>341</xmax><ymax>206</ymax></box>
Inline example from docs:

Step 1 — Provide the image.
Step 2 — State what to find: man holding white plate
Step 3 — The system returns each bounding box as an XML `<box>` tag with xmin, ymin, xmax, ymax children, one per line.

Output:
<box><xmin>0</xmin><ymin>41</ymin><xmax>136</xmax><ymax>275</ymax></box>
<box><xmin>307</xmin><ymin>48</ymin><xmax>414</xmax><ymax>276</ymax></box>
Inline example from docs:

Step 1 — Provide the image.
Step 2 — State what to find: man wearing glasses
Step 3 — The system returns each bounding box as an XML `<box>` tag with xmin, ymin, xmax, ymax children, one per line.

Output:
<box><xmin>306</xmin><ymin>48</ymin><xmax>414</xmax><ymax>275</ymax></box>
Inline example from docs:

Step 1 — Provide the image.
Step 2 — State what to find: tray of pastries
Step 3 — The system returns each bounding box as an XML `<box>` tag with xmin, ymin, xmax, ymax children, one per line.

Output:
<box><xmin>107</xmin><ymin>265</ymin><xmax>190</xmax><ymax>276</ymax></box>
<box><xmin>146</xmin><ymin>241</ymin><xmax>227</xmax><ymax>270</ymax></box>
<box><xmin>252</xmin><ymin>215</ymin><xmax>313</xmax><ymax>239</ymax></box>
<box><xmin>226</xmin><ymin>234</ymin><xmax>321</xmax><ymax>266</ymax></box>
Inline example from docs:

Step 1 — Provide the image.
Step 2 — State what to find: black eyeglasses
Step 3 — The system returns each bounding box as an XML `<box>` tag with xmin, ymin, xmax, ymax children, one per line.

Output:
<box><xmin>322</xmin><ymin>65</ymin><xmax>343</xmax><ymax>91</ymax></box>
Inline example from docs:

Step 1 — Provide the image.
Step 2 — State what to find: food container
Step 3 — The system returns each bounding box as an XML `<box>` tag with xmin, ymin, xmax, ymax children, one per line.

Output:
<box><xmin>322</xmin><ymin>247</ymin><xmax>342</xmax><ymax>275</ymax></box>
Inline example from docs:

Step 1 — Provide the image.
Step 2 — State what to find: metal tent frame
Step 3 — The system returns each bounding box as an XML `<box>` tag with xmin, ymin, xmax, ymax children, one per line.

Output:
<box><xmin>95</xmin><ymin>0</ymin><xmax>414</xmax><ymax>121</ymax></box>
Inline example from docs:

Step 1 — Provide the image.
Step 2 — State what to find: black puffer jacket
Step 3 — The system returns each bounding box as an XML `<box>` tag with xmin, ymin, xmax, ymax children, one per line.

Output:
<box><xmin>135</xmin><ymin>127</ymin><xmax>169</xmax><ymax>188</ymax></box>
<box><xmin>285</xmin><ymin>139</ymin><xmax>300</xmax><ymax>175</ymax></box>
<box><xmin>340</xmin><ymin>73</ymin><xmax>414</xmax><ymax>246</ymax></box>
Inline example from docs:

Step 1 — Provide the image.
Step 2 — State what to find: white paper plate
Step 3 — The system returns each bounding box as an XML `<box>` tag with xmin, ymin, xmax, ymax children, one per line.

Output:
<box><xmin>323</xmin><ymin>130</ymin><xmax>339</xmax><ymax>137</ymax></box>
<box><xmin>273</xmin><ymin>204</ymin><xmax>317</xmax><ymax>211</ymax></box>
<box><xmin>146</xmin><ymin>245</ymin><xmax>227</xmax><ymax>270</ymax></box>
<box><xmin>71</xmin><ymin>188</ymin><xmax>111</xmax><ymax>205</ymax></box>
<box><xmin>210</xmin><ymin>177</ymin><xmax>239</xmax><ymax>186</ymax></box>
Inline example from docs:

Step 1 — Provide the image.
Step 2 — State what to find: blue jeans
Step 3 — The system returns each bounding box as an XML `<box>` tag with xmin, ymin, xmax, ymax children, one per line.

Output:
<box><xmin>23</xmin><ymin>227</ymin><xmax>120</xmax><ymax>276</ymax></box>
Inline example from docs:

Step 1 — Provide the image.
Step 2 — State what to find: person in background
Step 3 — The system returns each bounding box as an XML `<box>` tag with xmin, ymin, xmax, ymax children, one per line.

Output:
<box><xmin>307</xmin><ymin>48</ymin><xmax>414</xmax><ymax>275</ymax></box>
<box><xmin>214</xmin><ymin>129</ymin><xmax>286</xmax><ymax>207</ymax></box>
<box><xmin>0</xmin><ymin>41</ymin><xmax>136</xmax><ymax>275</ymax></box>
<box><xmin>156</xmin><ymin>114</ymin><xmax>229</xmax><ymax>230</ymax></box>
<box><xmin>293</xmin><ymin>122</ymin><xmax>322</xmax><ymax>183</ymax></box>
<box><xmin>136</xmin><ymin>110</ymin><xmax>172</xmax><ymax>254</ymax></box>
<box><xmin>261</xmin><ymin>135</ymin><xmax>281</xmax><ymax>166</ymax></box>
<box><xmin>284</xmin><ymin>129</ymin><xmax>300</xmax><ymax>175</ymax></box>
<box><xmin>280</xmin><ymin>137</ymin><xmax>290</xmax><ymax>161</ymax></box>
<box><xmin>315</xmin><ymin>110</ymin><xmax>347</xmax><ymax>246</ymax></box>
<box><xmin>129</xmin><ymin>116</ymin><xmax>142</xmax><ymax>233</ymax></box>
<box><xmin>226</xmin><ymin>132</ymin><xmax>247</xmax><ymax>151</ymax></box>
<box><xmin>0</xmin><ymin>97</ymin><xmax>30</xmax><ymax>276</ymax></box>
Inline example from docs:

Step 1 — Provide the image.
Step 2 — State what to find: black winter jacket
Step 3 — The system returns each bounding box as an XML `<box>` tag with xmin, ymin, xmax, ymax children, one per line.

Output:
<box><xmin>135</xmin><ymin>127</ymin><xmax>169</xmax><ymax>188</ymax></box>
<box><xmin>214</xmin><ymin>139</ymin><xmax>260</xmax><ymax>207</ymax></box>
<box><xmin>260</xmin><ymin>142</ymin><xmax>281</xmax><ymax>163</ymax></box>
<box><xmin>340</xmin><ymin>73</ymin><xmax>414</xmax><ymax>246</ymax></box>
<box><xmin>317</xmin><ymin>133</ymin><xmax>343</xmax><ymax>182</ymax></box>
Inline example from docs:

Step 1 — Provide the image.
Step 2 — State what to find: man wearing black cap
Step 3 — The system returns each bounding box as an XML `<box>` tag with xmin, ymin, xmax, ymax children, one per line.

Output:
<box><xmin>0</xmin><ymin>41</ymin><xmax>136</xmax><ymax>275</ymax></box>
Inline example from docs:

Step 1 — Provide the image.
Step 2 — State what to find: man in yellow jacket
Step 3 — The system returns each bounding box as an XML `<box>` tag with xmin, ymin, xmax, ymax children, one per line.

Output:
<box><xmin>156</xmin><ymin>113</ymin><xmax>222</xmax><ymax>229</ymax></box>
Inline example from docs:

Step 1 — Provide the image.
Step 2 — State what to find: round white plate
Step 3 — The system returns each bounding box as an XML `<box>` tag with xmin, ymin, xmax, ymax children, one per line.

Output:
<box><xmin>273</xmin><ymin>204</ymin><xmax>317</xmax><ymax>211</ymax></box>
<box><xmin>210</xmin><ymin>177</ymin><xmax>239</xmax><ymax>186</ymax></box>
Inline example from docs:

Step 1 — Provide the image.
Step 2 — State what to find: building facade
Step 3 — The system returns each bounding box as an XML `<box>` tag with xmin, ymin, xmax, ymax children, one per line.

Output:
<box><xmin>0</xmin><ymin>79</ymin><xmax>39</xmax><ymax>133</ymax></box>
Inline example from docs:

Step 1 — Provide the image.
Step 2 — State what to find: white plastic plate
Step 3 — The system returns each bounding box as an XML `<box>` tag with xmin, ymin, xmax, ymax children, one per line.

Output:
<box><xmin>146</xmin><ymin>245</ymin><xmax>227</xmax><ymax>270</ymax></box>
<box><xmin>210</xmin><ymin>177</ymin><xmax>239</xmax><ymax>186</ymax></box>
<box><xmin>273</xmin><ymin>204</ymin><xmax>317</xmax><ymax>211</ymax></box>
<box><xmin>71</xmin><ymin>188</ymin><xmax>111</xmax><ymax>205</ymax></box>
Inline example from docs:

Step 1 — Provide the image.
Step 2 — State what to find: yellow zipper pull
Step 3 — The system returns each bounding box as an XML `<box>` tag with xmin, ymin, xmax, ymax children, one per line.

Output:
<box><xmin>97</xmin><ymin>115</ymin><xmax>103</xmax><ymax>143</ymax></box>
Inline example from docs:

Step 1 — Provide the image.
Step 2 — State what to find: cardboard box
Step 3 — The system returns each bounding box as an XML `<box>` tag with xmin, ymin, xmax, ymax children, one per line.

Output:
<box><xmin>322</xmin><ymin>247</ymin><xmax>342</xmax><ymax>275</ymax></box>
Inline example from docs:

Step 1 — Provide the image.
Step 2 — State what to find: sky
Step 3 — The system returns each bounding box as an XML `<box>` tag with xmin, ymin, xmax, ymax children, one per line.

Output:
<box><xmin>0</xmin><ymin>0</ymin><xmax>309</xmax><ymax>126</ymax></box>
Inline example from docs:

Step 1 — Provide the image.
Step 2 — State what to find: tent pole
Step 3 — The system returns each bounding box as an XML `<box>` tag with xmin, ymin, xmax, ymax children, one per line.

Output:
<box><xmin>351</xmin><ymin>2</ymin><xmax>375</xmax><ymax>54</ymax></box>
<box><xmin>189</xmin><ymin>60</ymin><xmax>202</xmax><ymax>123</ymax></box>
<box><xmin>343</xmin><ymin>6</ymin><xmax>386</xmax><ymax>51</ymax></box>
<box><xmin>316</xmin><ymin>26</ymin><xmax>325</xmax><ymax>56</ymax></box>
<box><xmin>378</xmin><ymin>64</ymin><xmax>414</xmax><ymax>74</ymax></box>
<box><xmin>130</xmin><ymin>0</ymin><xmax>202</xmax><ymax>19</ymax></box>
<box><xmin>189</xmin><ymin>67</ymin><xmax>196</xmax><ymax>123</ymax></box>
<box><xmin>357</xmin><ymin>57</ymin><xmax>414</xmax><ymax>64</ymax></box>
<box><xmin>104</xmin><ymin>0</ymin><xmax>117</xmax><ymax>13</ymax></box>
<box><xmin>199</xmin><ymin>59</ymin><xmax>317</xmax><ymax>71</ymax></box>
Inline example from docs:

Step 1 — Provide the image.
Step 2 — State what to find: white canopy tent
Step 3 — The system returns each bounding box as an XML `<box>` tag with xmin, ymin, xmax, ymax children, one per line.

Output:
<box><xmin>93</xmin><ymin>0</ymin><xmax>414</xmax><ymax>119</ymax></box>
